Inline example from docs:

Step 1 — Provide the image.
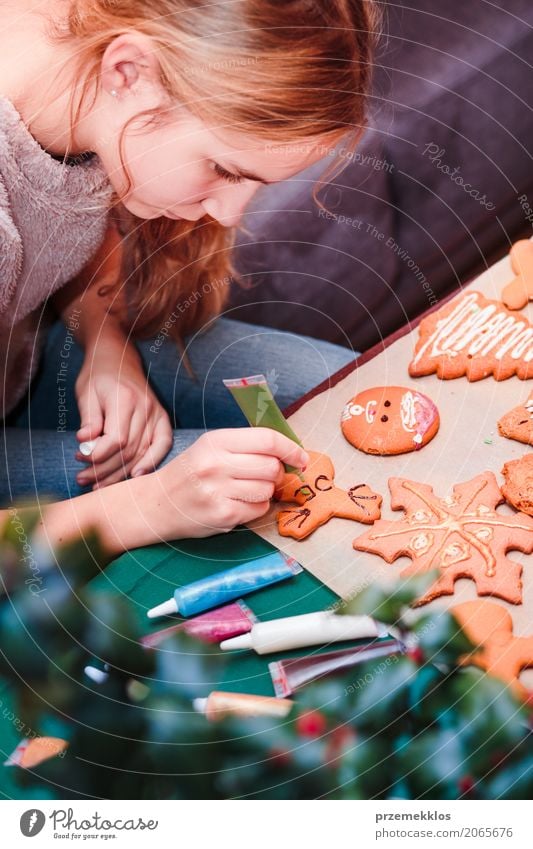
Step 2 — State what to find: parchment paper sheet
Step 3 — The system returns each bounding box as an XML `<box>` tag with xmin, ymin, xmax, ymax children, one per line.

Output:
<box><xmin>248</xmin><ymin>249</ymin><xmax>533</xmax><ymax>685</ymax></box>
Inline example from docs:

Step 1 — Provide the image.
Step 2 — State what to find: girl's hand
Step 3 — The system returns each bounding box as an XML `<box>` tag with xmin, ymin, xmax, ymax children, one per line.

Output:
<box><xmin>75</xmin><ymin>338</ymin><xmax>173</xmax><ymax>489</ymax></box>
<box><xmin>139</xmin><ymin>428</ymin><xmax>309</xmax><ymax>539</ymax></box>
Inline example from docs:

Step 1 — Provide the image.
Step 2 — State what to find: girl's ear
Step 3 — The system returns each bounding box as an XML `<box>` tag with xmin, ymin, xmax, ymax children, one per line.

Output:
<box><xmin>100</xmin><ymin>33</ymin><xmax>161</xmax><ymax>98</ymax></box>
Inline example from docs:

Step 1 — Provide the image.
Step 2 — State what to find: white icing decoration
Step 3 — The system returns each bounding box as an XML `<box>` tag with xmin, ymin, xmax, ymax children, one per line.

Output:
<box><xmin>412</xmin><ymin>292</ymin><xmax>533</xmax><ymax>365</ymax></box>
<box><xmin>365</xmin><ymin>401</ymin><xmax>377</xmax><ymax>423</ymax></box>
<box><xmin>409</xmin><ymin>532</ymin><xmax>433</xmax><ymax>555</ymax></box>
<box><xmin>475</xmin><ymin>527</ymin><xmax>493</xmax><ymax>541</ymax></box>
<box><xmin>412</xmin><ymin>509</ymin><xmax>431</xmax><ymax>522</ymax></box>
<box><xmin>400</xmin><ymin>391</ymin><xmax>417</xmax><ymax>432</ymax></box>
<box><xmin>441</xmin><ymin>541</ymin><xmax>469</xmax><ymax>567</ymax></box>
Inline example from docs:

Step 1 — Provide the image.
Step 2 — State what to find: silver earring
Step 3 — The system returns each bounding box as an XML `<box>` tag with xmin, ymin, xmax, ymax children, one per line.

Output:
<box><xmin>110</xmin><ymin>89</ymin><xmax>118</xmax><ymax>98</ymax></box>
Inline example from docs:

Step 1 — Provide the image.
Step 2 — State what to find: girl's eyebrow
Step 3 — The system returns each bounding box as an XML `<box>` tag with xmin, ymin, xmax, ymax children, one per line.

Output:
<box><xmin>225</xmin><ymin>160</ymin><xmax>273</xmax><ymax>184</ymax></box>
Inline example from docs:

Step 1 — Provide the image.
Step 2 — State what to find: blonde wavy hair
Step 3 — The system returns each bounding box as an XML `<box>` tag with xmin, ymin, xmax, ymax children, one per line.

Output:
<box><xmin>48</xmin><ymin>0</ymin><xmax>379</xmax><ymax>343</ymax></box>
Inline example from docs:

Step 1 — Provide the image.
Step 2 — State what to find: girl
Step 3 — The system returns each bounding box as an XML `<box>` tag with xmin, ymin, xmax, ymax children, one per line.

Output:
<box><xmin>0</xmin><ymin>0</ymin><xmax>377</xmax><ymax>558</ymax></box>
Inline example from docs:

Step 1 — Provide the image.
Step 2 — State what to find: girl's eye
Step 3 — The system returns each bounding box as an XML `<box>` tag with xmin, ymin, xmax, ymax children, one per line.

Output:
<box><xmin>212</xmin><ymin>162</ymin><xmax>245</xmax><ymax>185</ymax></box>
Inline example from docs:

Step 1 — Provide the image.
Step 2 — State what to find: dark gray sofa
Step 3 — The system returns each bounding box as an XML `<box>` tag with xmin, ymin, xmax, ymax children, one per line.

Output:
<box><xmin>228</xmin><ymin>0</ymin><xmax>533</xmax><ymax>351</ymax></box>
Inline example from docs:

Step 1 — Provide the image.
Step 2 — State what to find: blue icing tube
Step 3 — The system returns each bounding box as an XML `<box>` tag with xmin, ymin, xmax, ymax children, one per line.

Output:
<box><xmin>147</xmin><ymin>552</ymin><xmax>302</xmax><ymax>619</ymax></box>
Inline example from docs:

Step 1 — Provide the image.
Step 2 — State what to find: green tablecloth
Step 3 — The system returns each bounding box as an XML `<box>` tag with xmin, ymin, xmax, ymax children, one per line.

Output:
<box><xmin>1</xmin><ymin>528</ymin><xmax>339</xmax><ymax>798</ymax></box>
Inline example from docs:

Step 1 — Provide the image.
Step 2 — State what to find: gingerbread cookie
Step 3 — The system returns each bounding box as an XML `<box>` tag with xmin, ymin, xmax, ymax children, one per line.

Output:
<box><xmin>501</xmin><ymin>239</ymin><xmax>533</xmax><ymax>311</ymax></box>
<box><xmin>498</xmin><ymin>393</ymin><xmax>533</xmax><ymax>446</ymax></box>
<box><xmin>453</xmin><ymin>600</ymin><xmax>533</xmax><ymax>698</ymax></box>
<box><xmin>274</xmin><ymin>450</ymin><xmax>382</xmax><ymax>540</ymax></box>
<box><xmin>341</xmin><ymin>386</ymin><xmax>439</xmax><ymax>455</ymax></box>
<box><xmin>501</xmin><ymin>454</ymin><xmax>533</xmax><ymax>517</ymax></box>
<box><xmin>409</xmin><ymin>291</ymin><xmax>533</xmax><ymax>381</ymax></box>
<box><xmin>352</xmin><ymin>472</ymin><xmax>533</xmax><ymax>606</ymax></box>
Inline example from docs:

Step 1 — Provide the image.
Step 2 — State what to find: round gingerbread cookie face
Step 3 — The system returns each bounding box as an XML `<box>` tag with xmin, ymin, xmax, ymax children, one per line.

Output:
<box><xmin>341</xmin><ymin>386</ymin><xmax>440</xmax><ymax>455</ymax></box>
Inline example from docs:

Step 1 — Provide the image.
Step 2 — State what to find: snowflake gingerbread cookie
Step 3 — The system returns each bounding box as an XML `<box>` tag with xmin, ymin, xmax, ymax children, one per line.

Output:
<box><xmin>274</xmin><ymin>450</ymin><xmax>382</xmax><ymax>540</ymax></box>
<box><xmin>353</xmin><ymin>472</ymin><xmax>533</xmax><ymax>606</ymax></box>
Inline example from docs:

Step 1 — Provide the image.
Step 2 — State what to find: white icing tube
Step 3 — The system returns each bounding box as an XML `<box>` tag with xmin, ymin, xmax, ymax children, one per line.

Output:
<box><xmin>220</xmin><ymin>610</ymin><xmax>386</xmax><ymax>655</ymax></box>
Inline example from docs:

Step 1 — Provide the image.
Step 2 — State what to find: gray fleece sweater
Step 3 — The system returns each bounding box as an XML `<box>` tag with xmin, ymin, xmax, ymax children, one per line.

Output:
<box><xmin>0</xmin><ymin>95</ymin><xmax>114</xmax><ymax>418</ymax></box>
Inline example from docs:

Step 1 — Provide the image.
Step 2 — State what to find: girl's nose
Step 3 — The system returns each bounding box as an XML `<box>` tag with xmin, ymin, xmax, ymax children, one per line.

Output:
<box><xmin>202</xmin><ymin>182</ymin><xmax>262</xmax><ymax>228</ymax></box>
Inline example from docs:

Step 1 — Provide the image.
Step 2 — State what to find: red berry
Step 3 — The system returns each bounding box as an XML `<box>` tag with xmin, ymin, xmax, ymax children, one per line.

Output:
<box><xmin>458</xmin><ymin>775</ymin><xmax>475</xmax><ymax>795</ymax></box>
<box><xmin>407</xmin><ymin>646</ymin><xmax>425</xmax><ymax>665</ymax></box>
<box><xmin>324</xmin><ymin>726</ymin><xmax>357</xmax><ymax>765</ymax></box>
<box><xmin>296</xmin><ymin>710</ymin><xmax>328</xmax><ymax>738</ymax></box>
<box><xmin>268</xmin><ymin>747</ymin><xmax>292</xmax><ymax>768</ymax></box>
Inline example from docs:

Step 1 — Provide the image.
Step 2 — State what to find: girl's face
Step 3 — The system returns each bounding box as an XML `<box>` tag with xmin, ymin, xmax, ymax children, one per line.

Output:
<box><xmin>95</xmin><ymin>105</ymin><xmax>329</xmax><ymax>227</ymax></box>
<box><xmin>85</xmin><ymin>34</ymin><xmax>335</xmax><ymax>226</ymax></box>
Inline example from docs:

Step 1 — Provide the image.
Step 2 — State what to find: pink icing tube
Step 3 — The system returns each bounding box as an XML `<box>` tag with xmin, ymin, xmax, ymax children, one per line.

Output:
<box><xmin>141</xmin><ymin>600</ymin><xmax>257</xmax><ymax>648</ymax></box>
<box><xmin>269</xmin><ymin>638</ymin><xmax>404</xmax><ymax>697</ymax></box>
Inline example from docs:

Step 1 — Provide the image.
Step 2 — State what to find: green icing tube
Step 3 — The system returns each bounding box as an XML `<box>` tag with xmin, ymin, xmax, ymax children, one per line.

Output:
<box><xmin>223</xmin><ymin>374</ymin><xmax>305</xmax><ymax>479</ymax></box>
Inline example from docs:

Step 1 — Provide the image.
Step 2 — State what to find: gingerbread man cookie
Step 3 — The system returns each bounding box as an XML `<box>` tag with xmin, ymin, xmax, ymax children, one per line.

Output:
<box><xmin>501</xmin><ymin>239</ymin><xmax>533</xmax><ymax>311</ymax></box>
<box><xmin>453</xmin><ymin>600</ymin><xmax>533</xmax><ymax>698</ymax></box>
<box><xmin>353</xmin><ymin>472</ymin><xmax>533</xmax><ymax>606</ymax></box>
<box><xmin>501</xmin><ymin>454</ymin><xmax>533</xmax><ymax>517</ymax></box>
<box><xmin>341</xmin><ymin>386</ymin><xmax>440</xmax><ymax>455</ymax></box>
<box><xmin>497</xmin><ymin>393</ymin><xmax>533</xmax><ymax>446</ymax></box>
<box><xmin>274</xmin><ymin>450</ymin><xmax>382</xmax><ymax>540</ymax></box>
<box><xmin>409</xmin><ymin>291</ymin><xmax>533</xmax><ymax>381</ymax></box>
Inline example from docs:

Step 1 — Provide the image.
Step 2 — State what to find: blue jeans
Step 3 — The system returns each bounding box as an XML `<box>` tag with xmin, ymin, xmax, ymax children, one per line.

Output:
<box><xmin>1</xmin><ymin>318</ymin><xmax>356</xmax><ymax>506</ymax></box>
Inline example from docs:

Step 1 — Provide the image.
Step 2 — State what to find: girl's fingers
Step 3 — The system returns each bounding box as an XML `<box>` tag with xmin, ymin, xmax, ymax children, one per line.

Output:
<box><xmin>76</xmin><ymin>412</ymin><xmax>139</xmax><ymax>485</ymax></box>
<box><xmin>79</xmin><ymin>407</ymin><xmax>168</xmax><ymax>486</ymax></box>
<box><xmin>82</xmin><ymin>397</ymin><xmax>137</xmax><ymax>465</ymax></box>
<box><xmin>209</xmin><ymin>428</ymin><xmax>309</xmax><ymax>468</ymax></box>
<box><xmin>76</xmin><ymin>390</ymin><xmax>104</xmax><ymax>443</ymax></box>
<box><xmin>225</xmin><ymin>499</ymin><xmax>272</xmax><ymax>527</ymax></box>
<box><xmin>77</xmin><ymin>453</ymin><xmax>130</xmax><ymax>486</ymax></box>
<box><xmin>130</xmin><ymin>415</ymin><xmax>173</xmax><ymax>478</ymax></box>
<box><xmin>218</xmin><ymin>452</ymin><xmax>284</xmax><ymax>482</ymax></box>
<box><xmin>228</xmin><ymin>479</ymin><xmax>276</xmax><ymax>504</ymax></box>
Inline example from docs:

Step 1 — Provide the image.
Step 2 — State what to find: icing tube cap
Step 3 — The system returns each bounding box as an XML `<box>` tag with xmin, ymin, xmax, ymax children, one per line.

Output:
<box><xmin>220</xmin><ymin>633</ymin><xmax>252</xmax><ymax>651</ymax></box>
<box><xmin>147</xmin><ymin>598</ymin><xmax>178</xmax><ymax>618</ymax></box>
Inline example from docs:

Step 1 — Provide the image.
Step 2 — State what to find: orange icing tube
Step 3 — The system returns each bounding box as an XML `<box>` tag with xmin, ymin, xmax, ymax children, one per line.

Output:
<box><xmin>4</xmin><ymin>736</ymin><xmax>68</xmax><ymax>768</ymax></box>
<box><xmin>193</xmin><ymin>691</ymin><xmax>294</xmax><ymax>721</ymax></box>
